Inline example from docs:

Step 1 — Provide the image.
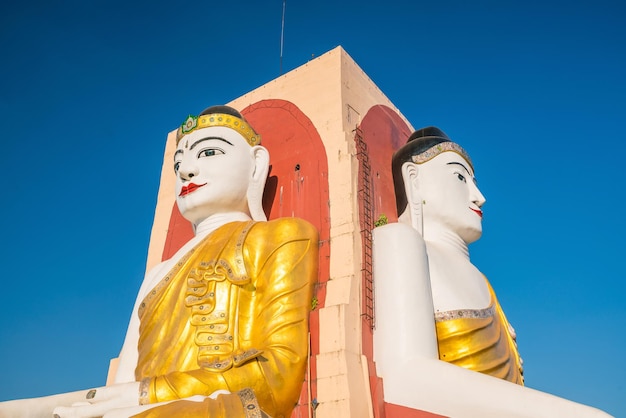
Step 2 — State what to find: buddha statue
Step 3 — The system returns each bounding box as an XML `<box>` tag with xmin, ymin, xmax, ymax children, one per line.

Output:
<box><xmin>372</xmin><ymin>127</ymin><xmax>611</xmax><ymax>417</ymax></box>
<box><xmin>0</xmin><ymin>106</ymin><xmax>318</xmax><ymax>418</ymax></box>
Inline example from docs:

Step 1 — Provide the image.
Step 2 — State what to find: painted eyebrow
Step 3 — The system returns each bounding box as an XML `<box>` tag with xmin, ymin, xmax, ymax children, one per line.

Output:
<box><xmin>189</xmin><ymin>136</ymin><xmax>233</xmax><ymax>151</ymax></box>
<box><xmin>174</xmin><ymin>136</ymin><xmax>234</xmax><ymax>162</ymax></box>
<box><xmin>447</xmin><ymin>161</ymin><xmax>471</xmax><ymax>176</ymax></box>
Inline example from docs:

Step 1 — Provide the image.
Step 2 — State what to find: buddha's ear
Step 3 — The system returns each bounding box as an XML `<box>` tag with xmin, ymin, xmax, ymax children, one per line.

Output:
<box><xmin>401</xmin><ymin>161</ymin><xmax>419</xmax><ymax>205</ymax></box>
<box><xmin>247</xmin><ymin>145</ymin><xmax>270</xmax><ymax>221</ymax></box>
<box><xmin>401</xmin><ymin>161</ymin><xmax>423</xmax><ymax>233</ymax></box>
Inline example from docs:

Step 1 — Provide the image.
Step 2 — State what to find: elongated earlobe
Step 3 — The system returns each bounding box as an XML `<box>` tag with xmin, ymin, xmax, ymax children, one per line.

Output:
<box><xmin>400</xmin><ymin>162</ymin><xmax>423</xmax><ymax>234</ymax></box>
<box><xmin>247</xmin><ymin>146</ymin><xmax>270</xmax><ymax>221</ymax></box>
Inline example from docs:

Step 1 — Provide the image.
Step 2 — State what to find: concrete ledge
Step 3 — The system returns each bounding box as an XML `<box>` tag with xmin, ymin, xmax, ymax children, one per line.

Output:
<box><xmin>324</xmin><ymin>275</ymin><xmax>353</xmax><ymax>307</ymax></box>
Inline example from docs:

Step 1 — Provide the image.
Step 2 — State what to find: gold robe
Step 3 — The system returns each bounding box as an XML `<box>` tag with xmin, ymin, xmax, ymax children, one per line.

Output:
<box><xmin>435</xmin><ymin>280</ymin><xmax>524</xmax><ymax>385</ymax></box>
<box><xmin>133</xmin><ymin>219</ymin><xmax>318</xmax><ymax>418</ymax></box>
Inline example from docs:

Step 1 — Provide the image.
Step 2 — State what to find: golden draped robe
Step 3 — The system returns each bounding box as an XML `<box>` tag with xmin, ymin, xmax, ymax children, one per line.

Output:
<box><xmin>435</xmin><ymin>280</ymin><xmax>524</xmax><ymax>385</ymax></box>
<box><xmin>133</xmin><ymin>218</ymin><xmax>318</xmax><ymax>418</ymax></box>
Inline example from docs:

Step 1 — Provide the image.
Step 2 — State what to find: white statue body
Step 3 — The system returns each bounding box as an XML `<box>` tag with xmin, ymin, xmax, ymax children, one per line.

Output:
<box><xmin>373</xmin><ymin>127</ymin><xmax>611</xmax><ymax>417</ymax></box>
<box><xmin>0</xmin><ymin>107</ymin><xmax>270</xmax><ymax>418</ymax></box>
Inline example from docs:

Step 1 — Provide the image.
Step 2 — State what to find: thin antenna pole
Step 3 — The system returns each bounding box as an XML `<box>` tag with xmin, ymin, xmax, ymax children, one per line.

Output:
<box><xmin>280</xmin><ymin>0</ymin><xmax>286</xmax><ymax>74</ymax></box>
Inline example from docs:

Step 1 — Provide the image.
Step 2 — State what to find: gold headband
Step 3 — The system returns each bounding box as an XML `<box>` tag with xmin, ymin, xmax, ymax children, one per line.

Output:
<box><xmin>176</xmin><ymin>113</ymin><xmax>261</xmax><ymax>146</ymax></box>
<box><xmin>411</xmin><ymin>142</ymin><xmax>474</xmax><ymax>171</ymax></box>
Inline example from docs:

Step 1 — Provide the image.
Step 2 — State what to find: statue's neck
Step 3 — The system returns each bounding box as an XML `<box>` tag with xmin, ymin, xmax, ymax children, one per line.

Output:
<box><xmin>422</xmin><ymin>222</ymin><xmax>470</xmax><ymax>260</ymax></box>
<box><xmin>194</xmin><ymin>212</ymin><xmax>252</xmax><ymax>237</ymax></box>
<box><xmin>398</xmin><ymin>209</ymin><xmax>471</xmax><ymax>260</ymax></box>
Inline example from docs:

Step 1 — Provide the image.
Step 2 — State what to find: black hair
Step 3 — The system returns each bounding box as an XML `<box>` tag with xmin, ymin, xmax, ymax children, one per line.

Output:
<box><xmin>199</xmin><ymin>105</ymin><xmax>245</xmax><ymax>119</ymax></box>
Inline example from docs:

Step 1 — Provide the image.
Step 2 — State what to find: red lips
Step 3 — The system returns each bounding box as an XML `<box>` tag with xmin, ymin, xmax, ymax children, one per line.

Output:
<box><xmin>179</xmin><ymin>183</ymin><xmax>207</xmax><ymax>196</ymax></box>
<box><xmin>470</xmin><ymin>208</ymin><xmax>483</xmax><ymax>218</ymax></box>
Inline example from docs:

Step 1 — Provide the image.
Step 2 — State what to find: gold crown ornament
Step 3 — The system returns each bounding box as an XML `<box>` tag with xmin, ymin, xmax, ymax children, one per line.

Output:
<box><xmin>176</xmin><ymin>113</ymin><xmax>261</xmax><ymax>146</ymax></box>
<box><xmin>411</xmin><ymin>141</ymin><xmax>473</xmax><ymax>170</ymax></box>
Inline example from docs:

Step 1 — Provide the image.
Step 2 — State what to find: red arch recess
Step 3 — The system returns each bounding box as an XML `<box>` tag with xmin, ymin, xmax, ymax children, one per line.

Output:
<box><xmin>358</xmin><ymin>105</ymin><xmax>444</xmax><ymax>418</ymax></box>
<box><xmin>161</xmin><ymin>99</ymin><xmax>330</xmax><ymax>417</ymax></box>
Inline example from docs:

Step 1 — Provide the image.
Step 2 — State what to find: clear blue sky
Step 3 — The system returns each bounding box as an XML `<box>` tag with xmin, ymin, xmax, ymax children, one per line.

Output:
<box><xmin>1</xmin><ymin>0</ymin><xmax>624</xmax><ymax>416</ymax></box>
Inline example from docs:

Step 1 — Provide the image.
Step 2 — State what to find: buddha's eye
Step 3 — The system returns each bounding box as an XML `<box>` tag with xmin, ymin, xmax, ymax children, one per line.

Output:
<box><xmin>456</xmin><ymin>173</ymin><xmax>466</xmax><ymax>183</ymax></box>
<box><xmin>197</xmin><ymin>148</ymin><xmax>224</xmax><ymax>158</ymax></box>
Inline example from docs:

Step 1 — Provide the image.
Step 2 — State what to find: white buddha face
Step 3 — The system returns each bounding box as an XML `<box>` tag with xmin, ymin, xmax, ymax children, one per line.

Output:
<box><xmin>174</xmin><ymin>126</ymin><xmax>256</xmax><ymax>225</ymax></box>
<box><xmin>416</xmin><ymin>151</ymin><xmax>486</xmax><ymax>244</ymax></box>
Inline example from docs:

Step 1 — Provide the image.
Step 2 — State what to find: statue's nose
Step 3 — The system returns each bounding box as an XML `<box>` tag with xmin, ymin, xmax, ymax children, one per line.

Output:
<box><xmin>471</xmin><ymin>183</ymin><xmax>486</xmax><ymax>208</ymax></box>
<box><xmin>178</xmin><ymin>162</ymin><xmax>199</xmax><ymax>181</ymax></box>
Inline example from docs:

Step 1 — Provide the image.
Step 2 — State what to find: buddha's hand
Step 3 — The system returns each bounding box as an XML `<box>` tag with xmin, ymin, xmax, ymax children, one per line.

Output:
<box><xmin>52</xmin><ymin>382</ymin><xmax>140</xmax><ymax>418</ymax></box>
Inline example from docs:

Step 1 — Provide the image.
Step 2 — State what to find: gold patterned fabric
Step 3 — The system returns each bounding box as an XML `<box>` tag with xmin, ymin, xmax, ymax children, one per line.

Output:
<box><xmin>133</xmin><ymin>219</ymin><xmax>318</xmax><ymax>418</ymax></box>
<box><xmin>132</xmin><ymin>389</ymin><xmax>266</xmax><ymax>418</ymax></box>
<box><xmin>434</xmin><ymin>280</ymin><xmax>524</xmax><ymax>385</ymax></box>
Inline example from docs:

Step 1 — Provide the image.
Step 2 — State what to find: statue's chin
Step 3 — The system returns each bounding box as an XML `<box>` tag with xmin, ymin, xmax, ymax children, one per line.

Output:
<box><xmin>461</xmin><ymin>227</ymin><xmax>482</xmax><ymax>245</ymax></box>
<box><xmin>180</xmin><ymin>210</ymin><xmax>201</xmax><ymax>226</ymax></box>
